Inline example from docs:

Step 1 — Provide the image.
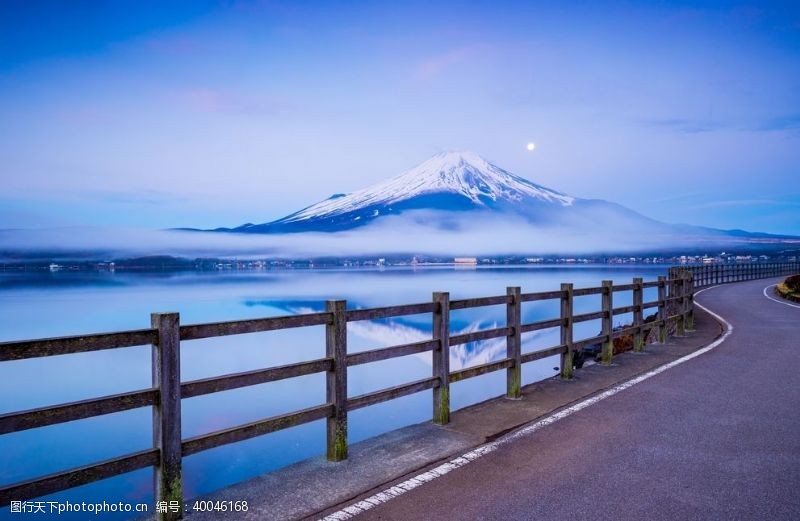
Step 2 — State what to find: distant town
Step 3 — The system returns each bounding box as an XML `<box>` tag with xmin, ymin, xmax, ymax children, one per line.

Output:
<box><xmin>1</xmin><ymin>249</ymin><xmax>798</xmax><ymax>273</ymax></box>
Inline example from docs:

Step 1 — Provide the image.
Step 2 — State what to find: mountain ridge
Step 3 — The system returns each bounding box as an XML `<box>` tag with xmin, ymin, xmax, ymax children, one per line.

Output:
<box><xmin>207</xmin><ymin>151</ymin><xmax>797</xmax><ymax>241</ymax></box>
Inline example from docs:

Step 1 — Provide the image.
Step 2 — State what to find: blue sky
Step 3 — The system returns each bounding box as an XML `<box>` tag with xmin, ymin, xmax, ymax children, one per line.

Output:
<box><xmin>1</xmin><ymin>0</ymin><xmax>799</xmax><ymax>234</ymax></box>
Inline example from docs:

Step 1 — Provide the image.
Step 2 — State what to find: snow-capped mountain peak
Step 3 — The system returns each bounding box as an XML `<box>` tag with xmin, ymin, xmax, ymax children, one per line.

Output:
<box><xmin>277</xmin><ymin>150</ymin><xmax>574</xmax><ymax>224</ymax></box>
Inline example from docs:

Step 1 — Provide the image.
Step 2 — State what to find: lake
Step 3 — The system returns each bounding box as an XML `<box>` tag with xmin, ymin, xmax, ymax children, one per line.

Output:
<box><xmin>0</xmin><ymin>264</ymin><xmax>668</xmax><ymax>518</ymax></box>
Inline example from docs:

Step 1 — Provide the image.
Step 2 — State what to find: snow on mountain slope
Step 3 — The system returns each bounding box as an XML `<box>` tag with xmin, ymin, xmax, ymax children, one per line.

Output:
<box><xmin>226</xmin><ymin>150</ymin><xmax>664</xmax><ymax>234</ymax></box>
<box><xmin>275</xmin><ymin>151</ymin><xmax>574</xmax><ymax>223</ymax></box>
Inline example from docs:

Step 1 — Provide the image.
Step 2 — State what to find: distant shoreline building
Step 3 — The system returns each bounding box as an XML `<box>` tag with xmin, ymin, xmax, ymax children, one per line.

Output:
<box><xmin>454</xmin><ymin>257</ymin><xmax>478</xmax><ymax>265</ymax></box>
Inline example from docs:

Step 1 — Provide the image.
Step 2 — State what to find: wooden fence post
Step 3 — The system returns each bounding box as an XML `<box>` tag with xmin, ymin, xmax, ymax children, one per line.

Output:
<box><xmin>676</xmin><ymin>275</ymin><xmax>686</xmax><ymax>337</ymax></box>
<box><xmin>326</xmin><ymin>300</ymin><xmax>348</xmax><ymax>461</ymax></box>
<box><xmin>432</xmin><ymin>292</ymin><xmax>450</xmax><ymax>424</ymax></box>
<box><xmin>633</xmin><ymin>277</ymin><xmax>644</xmax><ymax>352</ymax></box>
<box><xmin>686</xmin><ymin>272</ymin><xmax>695</xmax><ymax>330</ymax></box>
<box><xmin>560</xmin><ymin>283</ymin><xmax>574</xmax><ymax>379</ymax></box>
<box><xmin>601</xmin><ymin>280</ymin><xmax>614</xmax><ymax>364</ymax></box>
<box><xmin>151</xmin><ymin>312</ymin><xmax>183</xmax><ymax>521</ymax></box>
<box><xmin>506</xmin><ymin>287</ymin><xmax>522</xmax><ymax>399</ymax></box>
<box><xmin>657</xmin><ymin>276</ymin><xmax>667</xmax><ymax>343</ymax></box>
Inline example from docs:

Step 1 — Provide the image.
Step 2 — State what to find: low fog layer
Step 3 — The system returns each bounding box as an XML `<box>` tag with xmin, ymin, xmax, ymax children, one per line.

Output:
<box><xmin>0</xmin><ymin>210</ymin><xmax>789</xmax><ymax>261</ymax></box>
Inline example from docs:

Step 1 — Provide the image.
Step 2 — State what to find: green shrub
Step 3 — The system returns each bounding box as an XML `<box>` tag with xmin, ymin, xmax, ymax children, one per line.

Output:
<box><xmin>785</xmin><ymin>274</ymin><xmax>800</xmax><ymax>293</ymax></box>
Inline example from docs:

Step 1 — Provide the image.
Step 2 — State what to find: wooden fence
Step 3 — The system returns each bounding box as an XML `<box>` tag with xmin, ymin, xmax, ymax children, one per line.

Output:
<box><xmin>673</xmin><ymin>261</ymin><xmax>800</xmax><ymax>288</ymax></box>
<box><xmin>0</xmin><ymin>262</ymin><xmax>796</xmax><ymax>519</ymax></box>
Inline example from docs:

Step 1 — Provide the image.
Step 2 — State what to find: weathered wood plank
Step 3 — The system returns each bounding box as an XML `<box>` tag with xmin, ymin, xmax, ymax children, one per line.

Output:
<box><xmin>572</xmin><ymin>286</ymin><xmax>604</xmax><ymax>296</ymax></box>
<box><xmin>181</xmin><ymin>404</ymin><xmax>333</xmax><ymax>457</ymax></box>
<box><xmin>0</xmin><ymin>448</ymin><xmax>159</xmax><ymax>507</ymax></box>
<box><xmin>346</xmin><ymin>340</ymin><xmax>438</xmax><ymax>366</ymax></box>
<box><xmin>520</xmin><ymin>344</ymin><xmax>566</xmax><ymax>364</ymax></box>
<box><xmin>432</xmin><ymin>292</ymin><xmax>450</xmax><ymax>425</ymax></box>
<box><xmin>449</xmin><ymin>295</ymin><xmax>509</xmax><ymax>310</ymax></box>
<box><xmin>0</xmin><ymin>329</ymin><xmax>157</xmax><ymax>362</ymax></box>
<box><xmin>181</xmin><ymin>358</ymin><xmax>332</xmax><ymax>399</ymax></box>
<box><xmin>601</xmin><ymin>280</ymin><xmax>614</xmax><ymax>365</ymax></box>
<box><xmin>612</xmin><ymin>304</ymin><xmax>637</xmax><ymax>315</ymax></box>
<box><xmin>449</xmin><ymin>358</ymin><xmax>514</xmax><ymax>383</ymax></box>
<box><xmin>572</xmin><ymin>310</ymin><xmax>606</xmax><ymax>323</ymax></box>
<box><xmin>520</xmin><ymin>290</ymin><xmax>566</xmax><ymax>302</ymax></box>
<box><xmin>560</xmin><ymin>283</ymin><xmax>574</xmax><ymax>379</ymax></box>
<box><xmin>0</xmin><ymin>389</ymin><xmax>157</xmax><ymax>435</ymax></box>
<box><xmin>326</xmin><ymin>300</ymin><xmax>347</xmax><ymax>462</ymax></box>
<box><xmin>676</xmin><ymin>276</ymin><xmax>686</xmax><ymax>336</ymax></box>
<box><xmin>345</xmin><ymin>303</ymin><xmax>435</xmax><ymax>321</ymax></box>
<box><xmin>347</xmin><ymin>377</ymin><xmax>439</xmax><ymax>410</ymax></box>
<box><xmin>449</xmin><ymin>326</ymin><xmax>512</xmax><ymax>346</ymax></box>
<box><xmin>642</xmin><ymin>301</ymin><xmax>660</xmax><ymax>309</ymax></box>
<box><xmin>506</xmin><ymin>286</ymin><xmax>522</xmax><ymax>399</ymax></box>
<box><xmin>686</xmin><ymin>272</ymin><xmax>695</xmax><ymax>330</ymax></box>
<box><xmin>658</xmin><ymin>276</ymin><xmax>668</xmax><ymax>343</ymax></box>
<box><xmin>151</xmin><ymin>312</ymin><xmax>182</xmax><ymax>520</ymax></box>
<box><xmin>612</xmin><ymin>283</ymin><xmax>636</xmax><ymax>292</ymax></box>
<box><xmin>180</xmin><ymin>312</ymin><xmax>331</xmax><ymax>340</ymax></box>
<box><xmin>633</xmin><ymin>278</ymin><xmax>644</xmax><ymax>352</ymax></box>
<box><xmin>573</xmin><ymin>334</ymin><xmax>609</xmax><ymax>350</ymax></box>
<box><xmin>520</xmin><ymin>317</ymin><xmax>565</xmax><ymax>332</ymax></box>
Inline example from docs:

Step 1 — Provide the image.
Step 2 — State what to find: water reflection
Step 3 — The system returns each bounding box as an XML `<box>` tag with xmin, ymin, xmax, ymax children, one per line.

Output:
<box><xmin>247</xmin><ymin>298</ymin><xmax>557</xmax><ymax>371</ymax></box>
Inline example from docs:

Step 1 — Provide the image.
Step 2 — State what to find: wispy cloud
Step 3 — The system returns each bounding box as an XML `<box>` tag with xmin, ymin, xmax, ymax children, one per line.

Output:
<box><xmin>642</xmin><ymin>113</ymin><xmax>800</xmax><ymax>134</ymax></box>
<box><xmin>640</xmin><ymin>118</ymin><xmax>727</xmax><ymax>134</ymax></box>
<box><xmin>88</xmin><ymin>189</ymin><xmax>189</xmax><ymax>206</ymax></box>
<box><xmin>684</xmin><ymin>198</ymin><xmax>800</xmax><ymax>210</ymax></box>
<box><xmin>755</xmin><ymin>114</ymin><xmax>800</xmax><ymax>132</ymax></box>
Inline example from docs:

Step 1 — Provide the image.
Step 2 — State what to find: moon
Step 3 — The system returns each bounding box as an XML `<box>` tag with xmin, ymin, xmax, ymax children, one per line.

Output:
<box><xmin>526</xmin><ymin>142</ymin><xmax>536</xmax><ymax>151</ymax></box>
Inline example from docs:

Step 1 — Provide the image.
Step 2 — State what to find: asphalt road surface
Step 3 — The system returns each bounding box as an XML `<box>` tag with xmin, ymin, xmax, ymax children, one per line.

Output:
<box><xmin>349</xmin><ymin>278</ymin><xmax>800</xmax><ymax>520</ymax></box>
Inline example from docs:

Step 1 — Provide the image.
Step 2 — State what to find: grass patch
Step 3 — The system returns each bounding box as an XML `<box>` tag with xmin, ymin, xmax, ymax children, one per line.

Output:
<box><xmin>775</xmin><ymin>278</ymin><xmax>800</xmax><ymax>303</ymax></box>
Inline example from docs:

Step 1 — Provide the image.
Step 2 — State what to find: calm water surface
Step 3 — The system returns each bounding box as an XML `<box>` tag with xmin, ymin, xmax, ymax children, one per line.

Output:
<box><xmin>0</xmin><ymin>265</ymin><xmax>668</xmax><ymax>518</ymax></box>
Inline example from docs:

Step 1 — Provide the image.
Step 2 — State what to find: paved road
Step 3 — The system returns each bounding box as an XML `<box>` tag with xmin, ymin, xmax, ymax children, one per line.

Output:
<box><xmin>347</xmin><ymin>278</ymin><xmax>800</xmax><ymax>520</ymax></box>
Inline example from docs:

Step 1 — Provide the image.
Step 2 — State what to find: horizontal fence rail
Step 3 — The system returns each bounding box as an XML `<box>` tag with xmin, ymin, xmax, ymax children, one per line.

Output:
<box><xmin>1</xmin><ymin>262</ymin><xmax>798</xmax><ymax>518</ymax></box>
<box><xmin>675</xmin><ymin>261</ymin><xmax>800</xmax><ymax>289</ymax></box>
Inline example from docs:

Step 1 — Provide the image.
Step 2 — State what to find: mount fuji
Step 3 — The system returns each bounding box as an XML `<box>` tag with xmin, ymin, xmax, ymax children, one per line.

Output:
<box><xmin>212</xmin><ymin>150</ymin><xmax>793</xmax><ymax>244</ymax></box>
<box><xmin>222</xmin><ymin>151</ymin><xmax>667</xmax><ymax>234</ymax></box>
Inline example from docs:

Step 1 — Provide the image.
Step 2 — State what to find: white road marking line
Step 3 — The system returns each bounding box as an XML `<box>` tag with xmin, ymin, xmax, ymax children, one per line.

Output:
<box><xmin>762</xmin><ymin>284</ymin><xmax>800</xmax><ymax>309</ymax></box>
<box><xmin>319</xmin><ymin>286</ymin><xmax>733</xmax><ymax>521</ymax></box>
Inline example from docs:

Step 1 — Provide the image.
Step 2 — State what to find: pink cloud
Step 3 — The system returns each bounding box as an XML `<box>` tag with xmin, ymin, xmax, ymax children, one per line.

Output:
<box><xmin>414</xmin><ymin>44</ymin><xmax>489</xmax><ymax>80</ymax></box>
<box><xmin>179</xmin><ymin>87</ymin><xmax>293</xmax><ymax>116</ymax></box>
